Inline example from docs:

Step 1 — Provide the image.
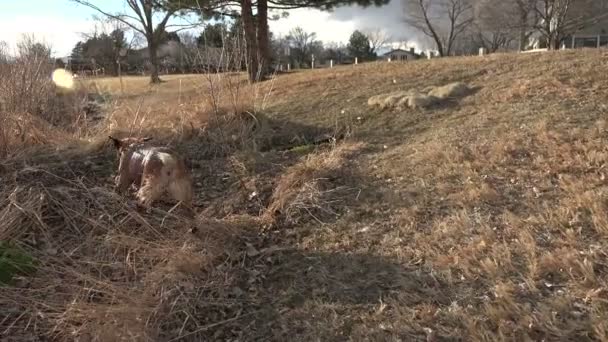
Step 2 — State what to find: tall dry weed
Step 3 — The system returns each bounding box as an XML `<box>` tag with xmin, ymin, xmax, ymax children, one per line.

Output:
<box><xmin>0</xmin><ymin>35</ymin><xmax>90</xmax><ymax>155</ymax></box>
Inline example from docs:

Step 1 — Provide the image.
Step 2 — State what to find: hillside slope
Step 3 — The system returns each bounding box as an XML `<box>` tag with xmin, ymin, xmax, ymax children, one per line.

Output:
<box><xmin>262</xmin><ymin>49</ymin><xmax>608</xmax><ymax>341</ymax></box>
<box><xmin>2</xmin><ymin>49</ymin><xmax>608</xmax><ymax>341</ymax></box>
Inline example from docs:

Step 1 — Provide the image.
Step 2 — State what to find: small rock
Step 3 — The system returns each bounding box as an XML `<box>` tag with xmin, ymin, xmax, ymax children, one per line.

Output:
<box><xmin>358</xmin><ymin>226</ymin><xmax>370</xmax><ymax>233</ymax></box>
<box><xmin>246</xmin><ymin>243</ymin><xmax>260</xmax><ymax>257</ymax></box>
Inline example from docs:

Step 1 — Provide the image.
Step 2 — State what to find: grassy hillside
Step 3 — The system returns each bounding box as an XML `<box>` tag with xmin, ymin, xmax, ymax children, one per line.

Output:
<box><xmin>2</xmin><ymin>49</ymin><xmax>608</xmax><ymax>341</ymax></box>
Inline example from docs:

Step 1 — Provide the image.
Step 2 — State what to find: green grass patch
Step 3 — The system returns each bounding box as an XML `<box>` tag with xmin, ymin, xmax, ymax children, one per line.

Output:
<box><xmin>0</xmin><ymin>241</ymin><xmax>36</xmax><ymax>285</ymax></box>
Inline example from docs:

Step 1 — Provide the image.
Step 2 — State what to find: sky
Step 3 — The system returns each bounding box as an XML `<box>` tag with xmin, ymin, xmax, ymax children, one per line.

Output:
<box><xmin>0</xmin><ymin>0</ymin><xmax>421</xmax><ymax>57</ymax></box>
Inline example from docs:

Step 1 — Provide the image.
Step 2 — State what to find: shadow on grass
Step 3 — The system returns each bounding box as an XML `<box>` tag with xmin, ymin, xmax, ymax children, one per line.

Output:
<box><xmin>1</xmin><ymin>114</ymin><xmax>445</xmax><ymax>341</ymax></box>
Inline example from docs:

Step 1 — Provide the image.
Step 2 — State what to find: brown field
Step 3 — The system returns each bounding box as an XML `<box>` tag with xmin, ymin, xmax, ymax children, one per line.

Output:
<box><xmin>3</xmin><ymin>49</ymin><xmax>608</xmax><ymax>341</ymax></box>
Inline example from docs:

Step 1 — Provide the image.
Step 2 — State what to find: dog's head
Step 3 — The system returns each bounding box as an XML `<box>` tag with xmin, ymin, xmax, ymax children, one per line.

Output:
<box><xmin>108</xmin><ymin>136</ymin><xmax>152</xmax><ymax>157</ymax></box>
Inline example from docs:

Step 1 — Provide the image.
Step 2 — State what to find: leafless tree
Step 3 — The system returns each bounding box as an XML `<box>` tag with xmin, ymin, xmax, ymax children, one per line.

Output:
<box><xmin>71</xmin><ymin>0</ymin><xmax>199</xmax><ymax>83</ymax></box>
<box><xmin>286</xmin><ymin>27</ymin><xmax>318</xmax><ymax>66</ymax></box>
<box><xmin>472</xmin><ymin>0</ymin><xmax>520</xmax><ymax>52</ymax></box>
<box><xmin>402</xmin><ymin>0</ymin><xmax>474</xmax><ymax>56</ymax></box>
<box><xmin>363</xmin><ymin>28</ymin><xmax>391</xmax><ymax>54</ymax></box>
<box><xmin>533</xmin><ymin>0</ymin><xmax>608</xmax><ymax>49</ymax></box>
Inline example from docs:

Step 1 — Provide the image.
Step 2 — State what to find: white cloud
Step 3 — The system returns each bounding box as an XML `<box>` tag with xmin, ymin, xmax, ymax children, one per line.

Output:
<box><xmin>268</xmin><ymin>3</ymin><xmax>427</xmax><ymax>52</ymax></box>
<box><xmin>0</xmin><ymin>2</ymin><xmax>426</xmax><ymax>57</ymax></box>
<box><xmin>0</xmin><ymin>15</ymin><xmax>93</xmax><ymax>57</ymax></box>
<box><xmin>269</xmin><ymin>8</ymin><xmax>357</xmax><ymax>44</ymax></box>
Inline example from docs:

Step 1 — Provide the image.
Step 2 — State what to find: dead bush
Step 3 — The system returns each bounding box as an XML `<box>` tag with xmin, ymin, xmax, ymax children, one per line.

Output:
<box><xmin>427</xmin><ymin>82</ymin><xmax>470</xmax><ymax>99</ymax></box>
<box><xmin>0</xmin><ymin>162</ymin><xmax>250</xmax><ymax>340</ymax></box>
<box><xmin>0</xmin><ymin>36</ymin><xmax>90</xmax><ymax>156</ymax></box>
<box><xmin>264</xmin><ymin>142</ymin><xmax>363</xmax><ymax>225</ymax></box>
<box><xmin>367</xmin><ymin>82</ymin><xmax>471</xmax><ymax>111</ymax></box>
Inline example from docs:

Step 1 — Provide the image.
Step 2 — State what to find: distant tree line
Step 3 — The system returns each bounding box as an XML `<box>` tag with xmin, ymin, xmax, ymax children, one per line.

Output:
<box><xmin>67</xmin><ymin>21</ymin><xmax>396</xmax><ymax>77</ymax></box>
<box><xmin>63</xmin><ymin>0</ymin><xmax>608</xmax><ymax>81</ymax></box>
<box><xmin>403</xmin><ymin>0</ymin><xmax>608</xmax><ymax>56</ymax></box>
<box><xmin>70</xmin><ymin>0</ymin><xmax>390</xmax><ymax>83</ymax></box>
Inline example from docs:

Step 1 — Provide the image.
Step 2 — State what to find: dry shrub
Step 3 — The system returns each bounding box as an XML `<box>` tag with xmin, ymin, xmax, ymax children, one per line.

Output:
<box><xmin>0</xmin><ymin>159</ymin><xmax>250</xmax><ymax>340</ymax></box>
<box><xmin>0</xmin><ymin>112</ymin><xmax>75</xmax><ymax>156</ymax></box>
<box><xmin>408</xmin><ymin>93</ymin><xmax>440</xmax><ymax>109</ymax></box>
<box><xmin>367</xmin><ymin>82</ymin><xmax>470</xmax><ymax>111</ymax></box>
<box><xmin>368</xmin><ymin>91</ymin><xmax>437</xmax><ymax>110</ymax></box>
<box><xmin>427</xmin><ymin>82</ymin><xmax>470</xmax><ymax>99</ymax></box>
<box><xmin>264</xmin><ymin>142</ymin><xmax>363</xmax><ymax>225</ymax></box>
<box><xmin>0</xmin><ymin>36</ymin><xmax>91</xmax><ymax>156</ymax></box>
<box><xmin>0</xmin><ymin>37</ymin><xmax>56</xmax><ymax>117</ymax></box>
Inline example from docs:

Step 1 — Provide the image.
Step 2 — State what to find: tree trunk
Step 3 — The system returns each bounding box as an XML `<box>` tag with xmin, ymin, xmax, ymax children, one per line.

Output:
<box><xmin>549</xmin><ymin>34</ymin><xmax>561</xmax><ymax>50</ymax></box>
<box><xmin>257</xmin><ymin>0</ymin><xmax>271</xmax><ymax>80</ymax></box>
<box><xmin>147</xmin><ymin>36</ymin><xmax>162</xmax><ymax>84</ymax></box>
<box><xmin>241</xmin><ymin>0</ymin><xmax>258</xmax><ymax>82</ymax></box>
<box><xmin>518</xmin><ymin>10</ymin><xmax>529</xmax><ymax>50</ymax></box>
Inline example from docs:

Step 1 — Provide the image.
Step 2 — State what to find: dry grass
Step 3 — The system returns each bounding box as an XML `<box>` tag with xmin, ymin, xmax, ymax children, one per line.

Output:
<box><xmin>367</xmin><ymin>81</ymin><xmax>471</xmax><ymax>111</ymax></box>
<box><xmin>0</xmin><ymin>39</ymin><xmax>91</xmax><ymax>156</ymax></box>
<box><xmin>85</xmin><ymin>72</ymin><xmax>258</xmax><ymax>137</ymax></box>
<box><xmin>427</xmin><ymin>81</ymin><xmax>471</xmax><ymax>99</ymax></box>
<box><xmin>4</xmin><ymin>48</ymin><xmax>608</xmax><ymax>340</ymax></box>
<box><xmin>264</xmin><ymin>141</ymin><xmax>364</xmax><ymax>225</ymax></box>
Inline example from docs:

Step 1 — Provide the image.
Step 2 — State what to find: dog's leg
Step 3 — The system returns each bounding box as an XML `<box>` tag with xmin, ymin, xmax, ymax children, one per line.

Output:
<box><xmin>168</xmin><ymin>177</ymin><xmax>195</xmax><ymax>217</ymax></box>
<box><xmin>137</xmin><ymin>175</ymin><xmax>164</xmax><ymax>211</ymax></box>
<box><xmin>115</xmin><ymin>174</ymin><xmax>131</xmax><ymax>194</ymax></box>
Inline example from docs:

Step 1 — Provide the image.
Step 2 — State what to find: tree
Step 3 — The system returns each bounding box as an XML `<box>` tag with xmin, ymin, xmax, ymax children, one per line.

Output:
<box><xmin>533</xmin><ymin>0</ymin><xmax>608</xmax><ymax>50</ymax></box>
<box><xmin>403</xmin><ymin>0</ymin><xmax>474</xmax><ymax>57</ymax></box>
<box><xmin>18</xmin><ymin>40</ymin><xmax>51</xmax><ymax>60</ymax></box>
<box><xmin>323</xmin><ymin>41</ymin><xmax>349</xmax><ymax>64</ymax></box>
<box><xmin>71</xmin><ymin>0</ymin><xmax>199</xmax><ymax>83</ymax></box>
<box><xmin>286</xmin><ymin>27</ymin><xmax>318</xmax><ymax>67</ymax></box>
<box><xmin>363</xmin><ymin>28</ymin><xmax>391</xmax><ymax>55</ymax></box>
<box><xmin>0</xmin><ymin>41</ymin><xmax>9</xmax><ymax>63</ymax></box>
<box><xmin>197</xmin><ymin>22</ymin><xmax>227</xmax><ymax>47</ymax></box>
<box><xmin>71</xmin><ymin>28</ymin><xmax>128</xmax><ymax>75</ymax></box>
<box><xmin>472</xmin><ymin>0</ymin><xmax>536</xmax><ymax>51</ymax></box>
<box><xmin>159</xmin><ymin>30</ymin><xmax>182</xmax><ymax>44</ymax></box>
<box><xmin>71</xmin><ymin>41</ymin><xmax>85</xmax><ymax>60</ymax></box>
<box><xmin>348</xmin><ymin>30</ymin><xmax>375</xmax><ymax>61</ymax></box>
<box><xmin>168</xmin><ymin>0</ymin><xmax>389</xmax><ymax>81</ymax></box>
<box><xmin>472</xmin><ymin>0</ymin><xmax>519</xmax><ymax>52</ymax></box>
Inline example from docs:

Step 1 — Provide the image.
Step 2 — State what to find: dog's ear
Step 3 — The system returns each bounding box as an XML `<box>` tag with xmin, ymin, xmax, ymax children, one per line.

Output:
<box><xmin>108</xmin><ymin>136</ymin><xmax>122</xmax><ymax>149</ymax></box>
<box><xmin>142</xmin><ymin>137</ymin><xmax>153</xmax><ymax>142</ymax></box>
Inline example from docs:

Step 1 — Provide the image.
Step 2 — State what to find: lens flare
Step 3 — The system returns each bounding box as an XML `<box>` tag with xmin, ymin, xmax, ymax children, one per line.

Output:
<box><xmin>52</xmin><ymin>68</ymin><xmax>74</xmax><ymax>89</ymax></box>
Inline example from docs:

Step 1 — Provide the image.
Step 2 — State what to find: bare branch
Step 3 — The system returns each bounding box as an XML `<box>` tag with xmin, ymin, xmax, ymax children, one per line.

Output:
<box><xmin>70</xmin><ymin>0</ymin><xmax>146</xmax><ymax>35</ymax></box>
<box><xmin>362</xmin><ymin>28</ymin><xmax>391</xmax><ymax>53</ymax></box>
<box><xmin>402</xmin><ymin>0</ymin><xmax>473</xmax><ymax>56</ymax></box>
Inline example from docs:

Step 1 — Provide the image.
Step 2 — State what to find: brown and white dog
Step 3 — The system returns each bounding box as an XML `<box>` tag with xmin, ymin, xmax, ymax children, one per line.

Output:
<box><xmin>109</xmin><ymin>136</ymin><xmax>194</xmax><ymax>211</ymax></box>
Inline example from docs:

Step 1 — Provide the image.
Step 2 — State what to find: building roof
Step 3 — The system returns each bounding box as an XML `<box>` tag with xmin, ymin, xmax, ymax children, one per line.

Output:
<box><xmin>382</xmin><ymin>49</ymin><xmax>419</xmax><ymax>56</ymax></box>
<box><xmin>384</xmin><ymin>49</ymin><xmax>417</xmax><ymax>56</ymax></box>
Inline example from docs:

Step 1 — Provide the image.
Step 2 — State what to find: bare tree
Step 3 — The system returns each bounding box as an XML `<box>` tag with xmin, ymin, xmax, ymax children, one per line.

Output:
<box><xmin>71</xmin><ymin>0</ymin><xmax>198</xmax><ymax>83</ymax></box>
<box><xmin>533</xmin><ymin>0</ymin><xmax>608</xmax><ymax>49</ymax></box>
<box><xmin>472</xmin><ymin>0</ymin><xmax>520</xmax><ymax>52</ymax></box>
<box><xmin>403</xmin><ymin>0</ymin><xmax>474</xmax><ymax>56</ymax></box>
<box><xmin>513</xmin><ymin>0</ymin><xmax>539</xmax><ymax>50</ymax></box>
<box><xmin>286</xmin><ymin>27</ymin><xmax>318</xmax><ymax>66</ymax></box>
<box><xmin>363</xmin><ymin>28</ymin><xmax>391</xmax><ymax>54</ymax></box>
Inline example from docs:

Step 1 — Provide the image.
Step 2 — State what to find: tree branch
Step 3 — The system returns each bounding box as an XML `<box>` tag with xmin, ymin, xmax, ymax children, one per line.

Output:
<box><xmin>70</xmin><ymin>0</ymin><xmax>146</xmax><ymax>35</ymax></box>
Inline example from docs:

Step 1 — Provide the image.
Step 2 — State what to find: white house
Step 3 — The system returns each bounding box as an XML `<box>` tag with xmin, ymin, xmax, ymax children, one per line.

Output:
<box><xmin>381</xmin><ymin>48</ymin><xmax>420</xmax><ymax>61</ymax></box>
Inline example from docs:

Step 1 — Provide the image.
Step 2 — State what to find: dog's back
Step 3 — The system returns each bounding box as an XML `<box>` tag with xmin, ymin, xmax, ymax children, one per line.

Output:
<box><xmin>138</xmin><ymin>146</ymin><xmax>193</xmax><ymax>207</ymax></box>
<box><xmin>113</xmin><ymin>138</ymin><xmax>193</xmax><ymax>209</ymax></box>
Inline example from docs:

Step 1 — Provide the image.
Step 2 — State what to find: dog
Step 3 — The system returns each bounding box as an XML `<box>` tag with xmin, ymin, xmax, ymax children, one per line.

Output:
<box><xmin>109</xmin><ymin>136</ymin><xmax>194</xmax><ymax>211</ymax></box>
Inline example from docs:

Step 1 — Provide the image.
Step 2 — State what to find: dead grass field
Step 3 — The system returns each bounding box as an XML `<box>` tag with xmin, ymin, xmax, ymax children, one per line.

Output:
<box><xmin>3</xmin><ymin>49</ymin><xmax>608</xmax><ymax>341</ymax></box>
